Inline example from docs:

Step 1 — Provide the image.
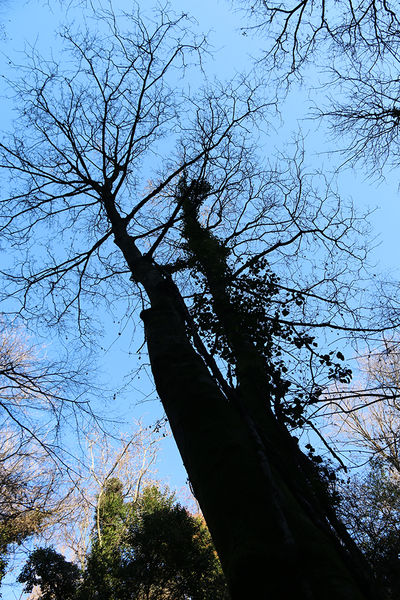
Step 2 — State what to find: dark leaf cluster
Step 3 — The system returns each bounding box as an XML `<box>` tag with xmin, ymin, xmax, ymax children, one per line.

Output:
<box><xmin>177</xmin><ymin>176</ymin><xmax>352</xmax><ymax>428</ymax></box>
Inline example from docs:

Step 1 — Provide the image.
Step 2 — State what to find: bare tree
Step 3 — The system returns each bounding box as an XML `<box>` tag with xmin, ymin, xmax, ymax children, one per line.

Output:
<box><xmin>314</xmin><ymin>60</ymin><xmax>400</xmax><ymax>174</ymax></box>
<box><xmin>0</xmin><ymin>3</ymin><xmax>387</xmax><ymax>597</ymax></box>
<box><xmin>0</xmin><ymin>317</ymin><xmax>94</xmax><ymax>440</ymax></box>
<box><xmin>236</xmin><ymin>0</ymin><xmax>400</xmax><ymax>74</ymax></box>
<box><xmin>325</xmin><ymin>338</ymin><xmax>400</xmax><ymax>471</ymax></box>
<box><xmin>52</xmin><ymin>423</ymin><xmax>161</xmax><ymax>568</ymax></box>
<box><xmin>233</xmin><ymin>1</ymin><xmax>400</xmax><ymax>174</ymax></box>
<box><xmin>0</xmin><ymin>317</ymin><xmax>92</xmax><ymax>581</ymax></box>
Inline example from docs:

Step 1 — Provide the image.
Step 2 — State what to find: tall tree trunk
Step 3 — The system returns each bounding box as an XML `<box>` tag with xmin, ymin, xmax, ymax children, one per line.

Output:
<box><xmin>141</xmin><ymin>292</ymin><xmax>373</xmax><ymax>600</ymax></box>
<box><xmin>106</xmin><ymin>199</ymin><xmax>377</xmax><ymax>600</ymax></box>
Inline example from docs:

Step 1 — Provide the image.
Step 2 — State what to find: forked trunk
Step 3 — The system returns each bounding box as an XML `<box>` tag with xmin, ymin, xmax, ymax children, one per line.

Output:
<box><xmin>108</xmin><ymin>207</ymin><xmax>376</xmax><ymax>600</ymax></box>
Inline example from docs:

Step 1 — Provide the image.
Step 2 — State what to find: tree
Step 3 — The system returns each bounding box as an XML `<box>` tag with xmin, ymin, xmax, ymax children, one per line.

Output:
<box><xmin>235</xmin><ymin>1</ymin><xmax>400</xmax><ymax>173</ymax></box>
<box><xmin>82</xmin><ymin>481</ymin><xmax>229</xmax><ymax>600</ymax></box>
<box><xmin>18</xmin><ymin>547</ymin><xmax>81</xmax><ymax>600</ymax></box>
<box><xmin>120</xmin><ymin>486</ymin><xmax>228</xmax><ymax>600</ymax></box>
<box><xmin>81</xmin><ymin>478</ymin><xmax>127</xmax><ymax>600</ymax></box>
<box><xmin>325</xmin><ymin>338</ymin><xmax>400</xmax><ymax>471</ymax></box>
<box><xmin>0</xmin><ymin>452</ymin><xmax>49</xmax><ymax>586</ymax></box>
<box><xmin>0</xmin><ymin>318</ymin><xmax>88</xmax><ymax>586</ymax></box>
<box><xmin>0</xmin><ymin>4</ymin><xmax>382</xmax><ymax>598</ymax></box>
<box><xmin>0</xmin><ymin>465</ymin><xmax>43</xmax><ymax>587</ymax></box>
<box><xmin>321</xmin><ymin>340</ymin><xmax>400</xmax><ymax>597</ymax></box>
<box><xmin>236</xmin><ymin>0</ymin><xmax>400</xmax><ymax>74</ymax></box>
<box><xmin>0</xmin><ymin>317</ymin><xmax>92</xmax><ymax>448</ymax></box>
<box><xmin>21</xmin><ymin>482</ymin><xmax>228</xmax><ymax>600</ymax></box>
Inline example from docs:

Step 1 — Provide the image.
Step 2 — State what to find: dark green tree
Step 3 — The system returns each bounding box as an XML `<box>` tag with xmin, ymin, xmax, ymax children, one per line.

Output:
<box><xmin>80</xmin><ymin>478</ymin><xmax>129</xmax><ymax>600</ymax></box>
<box><xmin>17</xmin><ymin>547</ymin><xmax>80</xmax><ymax>600</ymax></box>
<box><xmin>70</xmin><ymin>481</ymin><xmax>228</xmax><ymax>600</ymax></box>
<box><xmin>119</xmin><ymin>486</ymin><xmax>228</xmax><ymax>600</ymax></box>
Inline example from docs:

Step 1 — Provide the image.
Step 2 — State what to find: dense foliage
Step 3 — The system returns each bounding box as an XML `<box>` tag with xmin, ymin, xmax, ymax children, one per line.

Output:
<box><xmin>18</xmin><ymin>548</ymin><xmax>80</xmax><ymax>600</ymax></box>
<box><xmin>18</xmin><ymin>481</ymin><xmax>229</xmax><ymax>600</ymax></box>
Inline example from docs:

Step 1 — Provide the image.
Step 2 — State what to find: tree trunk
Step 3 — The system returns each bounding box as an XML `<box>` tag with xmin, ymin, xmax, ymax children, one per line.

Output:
<box><xmin>106</xmin><ymin>204</ymin><xmax>377</xmax><ymax>600</ymax></box>
<box><xmin>141</xmin><ymin>294</ymin><xmax>374</xmax><ymax>600</ymax></box>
